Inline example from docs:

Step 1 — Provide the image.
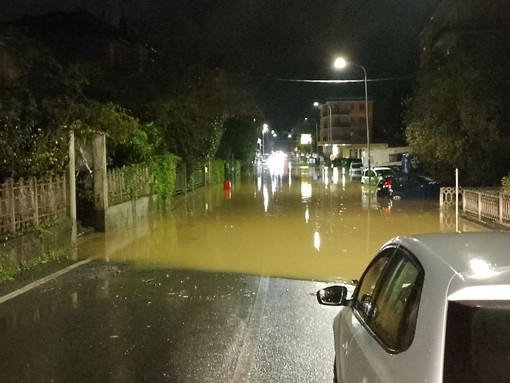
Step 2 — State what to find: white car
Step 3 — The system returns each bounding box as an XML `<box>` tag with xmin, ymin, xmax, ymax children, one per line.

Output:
<box><xmin>317</xmin><ymin>232</ymin><xmax>510</xmax><ymax>383</ymax></box>
<box><xmin>360</xmin><ymin>166</ymin><xmax>395</xmax><ymax>184</ymax></box>
<box><xmin>348</xmin><ymin>161</ymin><xmax>363</xmax><ymax>176</ymax></box>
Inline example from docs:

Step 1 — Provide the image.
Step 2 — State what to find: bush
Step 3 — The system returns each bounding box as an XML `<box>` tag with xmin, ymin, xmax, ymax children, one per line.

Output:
<box><xmin>149</xmin><ymin>154</ymin><xmax>181</xmax><ymax>202</ymax></box>
<box><xmin>209</xmin><ymin>159</ymin><xmax>226</xmax><ymax>185</ymax></box>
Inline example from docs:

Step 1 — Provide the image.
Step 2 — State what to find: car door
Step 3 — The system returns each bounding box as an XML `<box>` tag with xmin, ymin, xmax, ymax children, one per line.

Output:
<box><xmin>415</xmin><ymin>175</ymin><xmax>440</xmax><ymax>198</ymax></box>
<box><xmin>362</xmin><ymin>169</ymin><xmax>376</xmax><ymax>184</ymax></box>
<box><xmin>340</xmin><ymin>247</ymin><xmax>424</xmax><ymax>383</ymax></box>
<box><xmin>337</xmin><ymin>247</ymin><xmax>395</xmax><ymax>382</ymax></box>
<box><xmin>393</xmin><ymin>175</ymin><xmax>421</xmax><ymax>198</ymax></box>
<box><xmin>403</xmin><ymin>175</ymin><xmax>422</xmax><ymax>198</ymax></box>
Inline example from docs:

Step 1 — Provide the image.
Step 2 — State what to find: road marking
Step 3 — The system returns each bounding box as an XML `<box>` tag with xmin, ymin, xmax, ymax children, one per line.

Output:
<box><xmin>0</xmin><ymin>258</ymin><xmax>94</xmax><ymax>304</ymax></box>
<box><xmin>231</xmin><ymin>275</ymin><xmax>269</xmax><ymax>382</ymax></box>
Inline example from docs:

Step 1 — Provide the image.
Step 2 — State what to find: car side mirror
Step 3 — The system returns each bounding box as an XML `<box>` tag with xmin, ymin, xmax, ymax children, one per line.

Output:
<box><xmin>316</xmin><ymin>285</ymin><xmax>349</xmax><ymax>306</ymax></box>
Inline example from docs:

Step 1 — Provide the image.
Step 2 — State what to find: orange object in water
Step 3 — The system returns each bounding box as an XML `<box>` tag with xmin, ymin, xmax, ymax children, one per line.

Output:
<box><xmin>223</xmin><ymin>181</ymin><xmax>231</xmax><ymax>190</ymax></box>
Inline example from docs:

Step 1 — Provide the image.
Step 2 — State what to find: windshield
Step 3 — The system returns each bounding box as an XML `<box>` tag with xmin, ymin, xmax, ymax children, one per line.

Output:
<box><xmin>378</xmin><ymin>169</ymin><xmax>395</xmax><ymax>177</ymax></box>
<box><xmin>443</xmin><ymin>300</ymin><xmax>510</xmax><ymax>383</ymax></box>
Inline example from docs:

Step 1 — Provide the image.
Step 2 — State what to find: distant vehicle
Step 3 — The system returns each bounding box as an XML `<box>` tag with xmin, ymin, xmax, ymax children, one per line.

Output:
<box><xmin>348</xmin><ymin>160</ymin><xmax>363</xmax><ymax>176</ymax></box>
<box><xmin>377</xmin><ymin>173</ymin><xmax>441</xmax><ymax>200</ymax></box>
<box><xmin>316</xmin><ymin>232</ymin><xmax>510</xmax><ymax>383</ymax></box>
<box><xmin>360</xmin><ymin>167</ymin><xmax>395</xmax><ymax>184</ymax></box>
<box><xmin>361</xmin><ymin>146</ymin><xmax>411</xmax><ymax>168</ymax></box>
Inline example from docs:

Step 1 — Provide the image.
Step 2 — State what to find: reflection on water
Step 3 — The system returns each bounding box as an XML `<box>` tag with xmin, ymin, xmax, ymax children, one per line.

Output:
<box><xmin>79</xmin><ymin>162</ymin><xmax>484</xmax><ymax>282</ymax></box>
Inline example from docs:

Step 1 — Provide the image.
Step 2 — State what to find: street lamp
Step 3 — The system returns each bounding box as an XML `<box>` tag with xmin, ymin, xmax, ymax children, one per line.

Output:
<box><xmin>333</xmin><ymin>57</ymin><xmax>371</xmax><ymax>183</ymax></box>
<box><xmin>261</xmin><ymin>123</ymin><xmax>269</xmax><ymax>156</ymax></box>
<box><xmin>313</xmin><ymin>101</ymin><xmax>332</xmax><ymax>147</ymax></box>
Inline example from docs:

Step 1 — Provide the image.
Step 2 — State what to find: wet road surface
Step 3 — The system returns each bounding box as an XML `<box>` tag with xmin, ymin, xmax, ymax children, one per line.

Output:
<box><xmin>0</xmin><ymin>263</ymin><xmax>337</xmax><ymax>382</ymax></box>
<box><xmin>0</xmin><ymin>163</ymin><xmax>485</xmax><ymax>382</ymax></box>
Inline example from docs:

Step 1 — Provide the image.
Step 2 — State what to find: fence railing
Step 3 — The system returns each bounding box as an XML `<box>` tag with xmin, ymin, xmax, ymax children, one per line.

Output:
<box><xmin>107</xmin><ymin>166</ymin><xmax>151</xmax><ymax>206</ymax></box>
<box><xmin>0</xmin><ymin>175</ymin><xmax>67</xmax><ymax>235</ymax></box>
<box><xmin>463</xmin><ymin>188</ymin><xmax>510</xmax><ymax>226</ymax></box>
<box><xmin>0</xmin><ymin>161</ymin><xmax>223</xmax><ymax>235</ymax></box>
<box><xmin>107</xmin><ymin>164</ymin><xmax>207</xmax><ymax>206</ymax></box>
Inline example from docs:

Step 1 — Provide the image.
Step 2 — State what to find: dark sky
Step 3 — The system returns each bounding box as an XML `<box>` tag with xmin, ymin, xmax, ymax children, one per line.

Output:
<box><xmin>1</xmin><ymin>0</ymin><xmax>441</xmax><ymax>133</ymax></box>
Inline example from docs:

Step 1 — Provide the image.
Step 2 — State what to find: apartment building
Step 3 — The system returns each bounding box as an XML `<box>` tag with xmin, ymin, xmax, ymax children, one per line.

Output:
<box><xmin>316</xmin><ymin>98</ymin><xmax>377</xmax><ymax>160</ymax></box>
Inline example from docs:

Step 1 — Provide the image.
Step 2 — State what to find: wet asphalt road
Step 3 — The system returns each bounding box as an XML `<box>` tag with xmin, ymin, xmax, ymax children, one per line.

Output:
<box><xmin>0</xmin><ymin>261</ymin><xmax>337</xmax><ymax>382</ymax></box>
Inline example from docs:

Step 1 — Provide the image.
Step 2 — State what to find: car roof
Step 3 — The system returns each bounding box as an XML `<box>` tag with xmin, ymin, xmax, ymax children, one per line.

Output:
<box><xmin>387</xmin><ymin>233</ymin><xmax>510</xmax><ymax>297</ymax></box>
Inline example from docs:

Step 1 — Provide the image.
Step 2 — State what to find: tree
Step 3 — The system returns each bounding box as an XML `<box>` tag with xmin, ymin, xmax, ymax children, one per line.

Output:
<box><xmin>0</xmin><ymin>26</ymin><xmax>151</xmax><ymax>178</ymax></box>
<box><xmin>145</xmin><ymin>66</ymin><xmax>261</xmax><ymax>166</ymax></box>
<box><xmin>108</xmin><ymin>123</ymin><xmax>163</xmax><ymax>167</ymax></box>
<box><xmin>216</xmin><ymin>116</ymin><xmax>260</xmax><ymax>165</ymax></box>
<box><xmin>405</xmin><ymin>49</ymin><xmax>510</xmax><ymax>186</ymax></box>
<box><xmin>147</xmin><ymin>96</ymin><xmax>224</xmax><ymax>165</ymax></box>
<box><xmin>0</xmin><ymin>27</ymin><xmax>88</xmax><ymax>178</ymax></box>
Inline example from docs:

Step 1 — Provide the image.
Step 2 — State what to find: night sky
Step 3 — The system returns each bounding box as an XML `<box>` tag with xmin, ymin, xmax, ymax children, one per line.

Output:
<box><xmin>1</xmin><ymin>0</ymin><xmax>441</xmax><ymax>134</ymax></box>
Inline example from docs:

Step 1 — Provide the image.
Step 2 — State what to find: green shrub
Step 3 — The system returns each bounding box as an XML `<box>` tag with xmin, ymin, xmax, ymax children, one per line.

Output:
<box><xmin>149</xmin><ymin>154</ymin><xmax>180</xmax><ymax>202</ymax></box>
<box><xmin>209</xmin><ymin>159</ymin><xmax>226</xmax><ymax>185</ymax></box>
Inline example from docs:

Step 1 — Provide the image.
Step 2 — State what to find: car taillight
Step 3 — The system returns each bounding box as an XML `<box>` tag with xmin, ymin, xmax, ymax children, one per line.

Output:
<box><xmin>383</xmin><ymin>179</ymin><xmax>393</xmax><ymax>188</ymax></box>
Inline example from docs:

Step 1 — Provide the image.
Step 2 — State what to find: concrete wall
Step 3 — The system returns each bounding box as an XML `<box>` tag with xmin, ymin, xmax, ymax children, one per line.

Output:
<box><xmin>104</xmin><ymin>195</ymin><xmax>158</xmax><ymax>232</ymax></box>
<box><xmin>0</xmin><ymin>220</ymin><xmax>73</xmax><ymax>275</ymax></box>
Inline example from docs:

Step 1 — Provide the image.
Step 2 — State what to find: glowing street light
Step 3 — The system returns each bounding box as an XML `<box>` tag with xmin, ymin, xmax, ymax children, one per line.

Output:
<box><xmin>333</xmin><ymin>56</ymin><xmax>371</xmax><ymax>183</ymax></box>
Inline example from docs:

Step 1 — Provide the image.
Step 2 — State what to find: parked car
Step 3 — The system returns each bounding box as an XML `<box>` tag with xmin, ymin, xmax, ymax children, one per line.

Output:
<box><xmin>377</xmin><ymin>173</ymin><xmax>441</xmax><ymax>200</ymax></box>
<box><xmin>360</xmin><ymin>166</ymin><xmax>395</xmax><ymax>184</ymax></box>
<box><xmin>316</xmin><ymin>232</ymin><xmax>510</xmax><ymax>383</ymax></box>
<box><xmin>336</xmin><ymin>157</ymin><xmax>360</xmax><ymax>169</ymax></box>
<box><xmin>348</xmin><ymin>160</ymin><xmax>363</xmax><ymax>176</ymax></box>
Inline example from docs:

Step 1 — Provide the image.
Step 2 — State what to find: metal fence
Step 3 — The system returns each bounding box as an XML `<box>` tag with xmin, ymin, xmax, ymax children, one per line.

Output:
<box><xmin>463</xmin><ymin>188</ymin><xmax>510</xmax><ymax>227</ymax></box>
<box><xmin>173</xmin><ymin>166</ymin><xmax>205</xmax><ymax>195</ymax></box>
<box><xmin>0</xmin><ymin>176</ymin><xmax>67</xmax><ymax>234</ymax></box>
<box><xmin>107</xmin><ymin>164</ymin><xmax>206</xmax><ymax>206</ymax></box>
<box><xmin>0</xmin><ymin>163</ymin><xmax>214</xmax><ymax>235</ymax></box>
<box><xmin>107</xmin><ymin>166</ymin><xmax>152</xmax><ymax>206</ymax></box>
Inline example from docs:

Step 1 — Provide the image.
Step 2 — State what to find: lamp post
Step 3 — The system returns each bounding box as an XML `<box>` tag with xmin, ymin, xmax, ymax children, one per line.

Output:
<box><xmin>315</xmin><ymin>120</ymin><xmax>319</xmax><ymax>154</ymax></box>
<box><xmin>326</xmin><ymin>104</ymin><xmax>332</xmax><ymax>143</ymax></box>
<box><xmin>333</xmin><ymin>57</ymin><xmax>371</xmax><ymax>183</ymax></box>
<box><xmin>262</xmin><ymin>123</ymin><xmax>269</xmax><ymax>157</ymax></box>
<box><xmin>313</xmin><ymin>101</ymin><xmax>332</xmax><ymax>156</ymax></box>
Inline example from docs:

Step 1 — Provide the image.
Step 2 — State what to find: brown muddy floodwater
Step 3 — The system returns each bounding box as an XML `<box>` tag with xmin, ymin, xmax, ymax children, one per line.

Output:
<box><xmin>78</xmin><ymin>162</ymin><xmax>484</xmax><ymax>282</ymax></box>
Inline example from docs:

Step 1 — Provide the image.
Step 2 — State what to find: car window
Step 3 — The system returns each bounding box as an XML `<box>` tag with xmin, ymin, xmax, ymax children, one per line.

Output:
<box><xmin>354</xmin><ymin>248</ymin><xmax>395</xmax><ymax>321</ymax></box>
<box><xmin>443</xmin><ymin>300</ymin><xmax>510</xmax><ymax>383</ymax></box>
<box><xmin>368</xmin><ymin>249</ymin><xmax>424</xmax><ymax>352</ymax></box>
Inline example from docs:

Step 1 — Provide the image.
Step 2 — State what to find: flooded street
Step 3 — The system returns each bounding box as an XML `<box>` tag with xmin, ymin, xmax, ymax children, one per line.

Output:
<box><xmin>0</xmin><ymin>162</ymin><xmax>486</xmax><ymax>383</ymax></box>
<box><xmin>80</xmin><ymin>162</ymin><xmax>482</xmax><ymax>282</ymax></box>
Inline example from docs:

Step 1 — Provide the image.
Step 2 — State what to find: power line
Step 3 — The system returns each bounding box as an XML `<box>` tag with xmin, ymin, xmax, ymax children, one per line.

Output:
<box><xmin>269</xmin><ymin>76</ymin><xmax>414</xmax><ymax>84</ymax></box>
